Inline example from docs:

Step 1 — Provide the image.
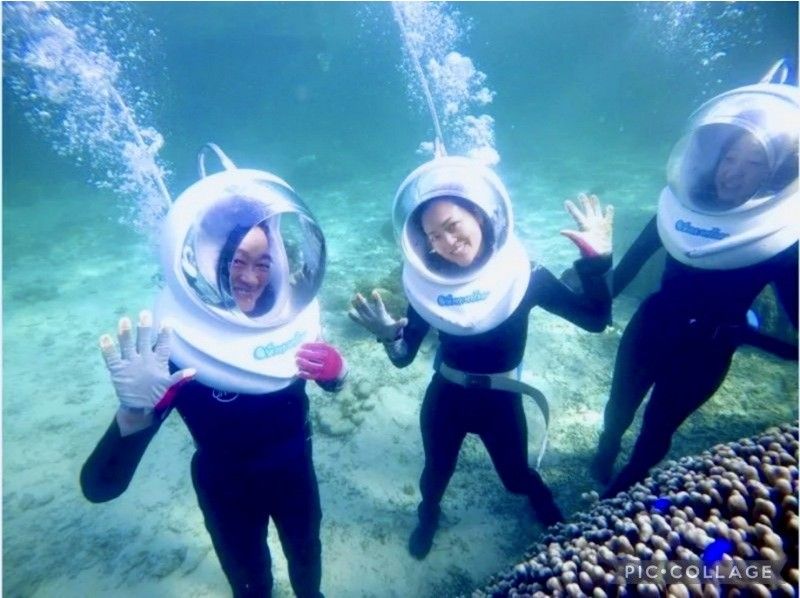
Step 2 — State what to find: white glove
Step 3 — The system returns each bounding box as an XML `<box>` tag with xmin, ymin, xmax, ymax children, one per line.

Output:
<box><xmin>560</xmin><ymin>193</ymin><xmax>614</xmax><ymax>258</ymax></box>
<box><xmin>348</xmin><ymin>290</ymin><xmax>408</xmax><ymax>342</ymax></box>
<box><xmin>99</xmin><ymin>310</ymin><xmax>195</xmax><ymax>414</ymax></box>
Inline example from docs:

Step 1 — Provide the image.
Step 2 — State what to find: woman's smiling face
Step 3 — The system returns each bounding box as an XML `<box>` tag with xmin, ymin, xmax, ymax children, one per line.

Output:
<box><xmin>714</xmin><ymin>133</ymin><xmax>770</xmax><ymax>206</ymax></box>
<box><xmin>421</xmin><ymin>199</ymin><xmax>484</xmax><ymax>268</ymax></box>
<box><xmin>229</xmin><ymin>225</ymin><xmax>271</xmax><ymax>314</ymax></box>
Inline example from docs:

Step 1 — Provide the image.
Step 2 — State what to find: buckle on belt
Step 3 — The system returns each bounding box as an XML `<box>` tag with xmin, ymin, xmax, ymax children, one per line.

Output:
<box><xmin>464</xmin><ymin>373</ymin><xmax>492</xmax><ymax>389</ymax></box>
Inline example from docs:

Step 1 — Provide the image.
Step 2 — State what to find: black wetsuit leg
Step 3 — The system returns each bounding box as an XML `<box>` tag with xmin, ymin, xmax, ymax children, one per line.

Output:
<box><xmin>592</xmin><ymin>302</ymin><xmax>661</xmax><ymax>482</ymax></box>
<box><xmin>602</xmin><ymin>330</ymin><xmax>735</xmax><ymax>498</ymax></box>
<box><xmin>270</xmin><ymin>445</ymin><xmax>323</xmax><ymax>598</ymax></box>
<box><xmin>409</xmin><ymin>375</ymin><xmax>468</xmax><ymax>558</ymax></box>
<box><xmin>477</xmin><ymin>389</ymin><xmax>563</xmax><ymax>525</ymax></box>
<box><xmin>417</xmin><ymin>375</ymin><xmax>469</xmax><ymax>508</ymax></box>
<box><xmin>192</xmin><ymin>452</ymin><xmax>272</xmax><ymax>598</ymax></box>
<box><xmin>191</xmin><ymin>442</ymin><xmax>323</xmax><ymax>598</ymax></box>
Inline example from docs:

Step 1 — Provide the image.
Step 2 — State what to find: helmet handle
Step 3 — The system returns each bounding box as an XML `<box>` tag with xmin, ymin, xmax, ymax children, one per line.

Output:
<box><xmin>198</xmin><ymin>143</ymin><xmax>238</xmax><ymax>178</ymax></box>
<box><xmin>760</xmin><ymin>58</ymin><xmax>797</xmax><ymax>85</ymax></box>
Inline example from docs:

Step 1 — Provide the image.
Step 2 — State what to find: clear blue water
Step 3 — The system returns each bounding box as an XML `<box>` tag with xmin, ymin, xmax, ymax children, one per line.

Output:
<box><xmin>3</xmin><ymin>3</ymin><xmax>798</xmax><ymax>596</ymax></box>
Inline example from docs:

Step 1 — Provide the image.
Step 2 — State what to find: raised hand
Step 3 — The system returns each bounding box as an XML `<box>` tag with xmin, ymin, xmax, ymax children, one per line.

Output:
<box><xmin>560</xmin><ymin>193</ymin><xmax>614</xmax><ymax>258</ymax></box>
<box><xmin>99</xmin><ymin>310</ymin><xmax>195</xmax><ymax>415</ymax></box>
<box><xmin>348</xmin><ymin>290</ymin><xmax>408</xmax><ymax>342</ymax></box>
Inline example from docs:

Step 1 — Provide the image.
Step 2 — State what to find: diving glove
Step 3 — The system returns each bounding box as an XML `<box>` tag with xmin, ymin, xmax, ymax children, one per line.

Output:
<box><xmin>296</xmin><ymin>341</ymin><xmax>346</xmax><ymax>382</ymax></box>
<box><xmin>99</xmin><ymin>310</ymin><xmax>195</xmax><ymax>415</ymax></box>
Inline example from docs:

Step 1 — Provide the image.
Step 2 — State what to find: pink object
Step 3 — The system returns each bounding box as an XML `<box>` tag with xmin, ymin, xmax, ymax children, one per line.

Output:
<box><xmin>295</xmin><ymin>342</ymin><xmax>344</xmax><ymax>382</ymax></box>
<box><xmin>561</xmin><ymin>231</ymin><xmax>600</xmax><ymax>258</ymax></box>
<box><xmin>154</xmin><ymin>375</ymin><xmax>193</xmax><ymax>413</ymax></box>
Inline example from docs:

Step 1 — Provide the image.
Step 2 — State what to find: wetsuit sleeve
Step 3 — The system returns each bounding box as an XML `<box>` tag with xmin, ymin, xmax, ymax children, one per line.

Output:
<box><xmin>316</xmin><ymin>372</ymin><xmax>347</xmax><ymax>393</ymax></box>
<box><xmin>531</xmin><ymin>255</ymin><xmax>612</xmax><ymax>332</ymax></box>
<box><xmin>773</xmin><ymin>244</ymin><xmax>799</xmax><ymax>329</ymax></box>
<box><xmin>383</xmin><ymin>304</ymin><xmax>431</xmax><ymax>368</ymax></box>
<box><xmin>739</xmin><ymin>243</ymin><xmax>799</xmax><ymax>360</ymax></box>
<box><xmin>80</xmin><ymin>417</ymin><xmax>161</xmax><ymax>503</ymax></box>
<box><xmin>739</xmin><ymin>329</ymin><xmax>798</xmax><ymax>360</ymax></box>
<box><xmin>613</xmin><ymin>215</ymin><xmax>662</xmax><ymax>298</ymax></box>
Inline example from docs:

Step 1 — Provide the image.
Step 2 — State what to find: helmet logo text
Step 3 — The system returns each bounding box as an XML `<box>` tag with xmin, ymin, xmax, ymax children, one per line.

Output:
<box><xmin>675</xmin><ymin>219</ymin><xmax>730</xmax><ymax>240</ymax></box>
<box><xmin>253</xmin><ymin>331</ymin><xmax>306</xmax><ymax>360</ymax></box>
<box><xmin>437</xmin><ymin>290</ymin><xmax>490</xmax><ymax>306</ymax></box>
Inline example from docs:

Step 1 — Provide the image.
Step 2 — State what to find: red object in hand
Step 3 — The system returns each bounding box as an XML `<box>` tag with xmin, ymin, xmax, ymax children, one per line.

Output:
<box><xmin>560</xmin><ymin>231</ymin><xmax>600</xmax><ymax>258</ymax></box>
<box><xmin>296</xmin><ymin>342</ymin><xmax>344</xmax><ymax>382</ymax></box>
<box><xmin>154</xmin><ymin>374</ymin><xmax>193</xmax><ymax>414</ymax></box>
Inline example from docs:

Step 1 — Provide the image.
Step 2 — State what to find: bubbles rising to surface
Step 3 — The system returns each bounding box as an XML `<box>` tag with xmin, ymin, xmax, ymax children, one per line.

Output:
<box><xmin>392</xmin><ymin>2</ymin><xmax>499</xmax><ymax>165</ymax></box>
<box><xmin>3</xmin><ymin>2</ymin><xmax>170</xmax><ymax>239</ymax></box>
<box><xmin>636</xmin><ymin>2</ymin><xmax>767</xmax><ymax>95</ymax></box>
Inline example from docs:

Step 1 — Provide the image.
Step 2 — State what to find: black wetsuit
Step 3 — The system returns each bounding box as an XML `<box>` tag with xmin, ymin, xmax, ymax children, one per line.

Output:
<box><xmin>390</xmin><ymin>256</ymin><xmax>611</xmax><ymax>524</ymax></box>
<box><xmin>598</xmin><ymin>216</ymin><xmax>798</xmax><ymax>497</ymax></box>
<box><xmin>81</xmin><ymin>376</ymin><xmax>325</xmax><ymax>598</ymax></box>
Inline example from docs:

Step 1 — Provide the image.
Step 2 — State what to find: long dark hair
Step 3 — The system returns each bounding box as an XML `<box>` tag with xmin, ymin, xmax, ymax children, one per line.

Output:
<box><xmin>217</xmin><ymin>222</ymin><xmax>276</xmax><ymax>316</ymax></box>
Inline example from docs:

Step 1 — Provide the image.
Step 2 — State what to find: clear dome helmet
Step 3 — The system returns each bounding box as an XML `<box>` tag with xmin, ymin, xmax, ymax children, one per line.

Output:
<box><xmin>666</xmin><ymin>63</ymin><xmax>799</xmax><ymax>215</ymax></box>
<box><xmin>161</xmin><ymin>143</ymin><xmax>326</xmax><ymax>329</ymax></box>
<box><xmin>392</xmin><ymin>154</ymin><xmax>514</xmax><ymax>285</ymax></box>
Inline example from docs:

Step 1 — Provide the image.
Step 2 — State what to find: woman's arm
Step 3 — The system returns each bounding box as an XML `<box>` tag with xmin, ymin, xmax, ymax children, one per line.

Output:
<box><xmin>80</xmin><ymin>416</ymin><xmax>161</xmax><ymax>503</ymax></box>
<box><xmin>81</xmin><ymin>309</ymin><xmax>194</xmax><ymax>502</ymax></box>
<box><xmin>737</xmin><ymin>243</ymin><xmax>799</xmax><ymax>360</ymax></box>
<box><xmin>533</xmin><ymin>256</ymin><xmax>613</xmax><ymax>332</ymax></box>
<box><xmin>738</xmin><ymin>329</ymin><xmax>797</xmax><ymax>360</ymax></box>
<box><xmin>772</xmin><ymin>243</ymin><xmax>799</xmax><ymax>330</ymax></box>
<box><xmin>613</xmin><ymin>215</ymin><xmax>662</xmax><ymax>298</ymax></box>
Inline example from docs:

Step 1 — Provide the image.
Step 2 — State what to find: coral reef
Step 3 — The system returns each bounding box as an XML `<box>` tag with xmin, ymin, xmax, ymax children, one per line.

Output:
<box><xmin>311</xmin><ymin>374</ymin><xmax>379</xmax><ymax>437</ymax></box>
<box><xmin>474</xmin><ymin>424</ymin><xmax>798</xmax><ymax>597</ymax></box>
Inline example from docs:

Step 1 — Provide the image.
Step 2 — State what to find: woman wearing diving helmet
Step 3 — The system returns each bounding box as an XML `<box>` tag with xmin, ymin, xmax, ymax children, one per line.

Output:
<box><xmin>81</xmin><ymin>145</ymin><xmax>344</xmax><ymax>598</ymax></box>
<box><xmin>350</xmin><ymin>154</ymin><xmax>614</xmax><ymax>559</ymax></box>
<box><xmin>591</xmin><ymin>61</ymin><xmax>799</xmax><ymax>499</ymax></box>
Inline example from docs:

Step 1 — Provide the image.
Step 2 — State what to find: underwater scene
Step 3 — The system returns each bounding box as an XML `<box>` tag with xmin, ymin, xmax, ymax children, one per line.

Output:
<box><xmin>3</xmin><ymin>2</ymin><xmax>798</xmax><ymax>597</ymax></box>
